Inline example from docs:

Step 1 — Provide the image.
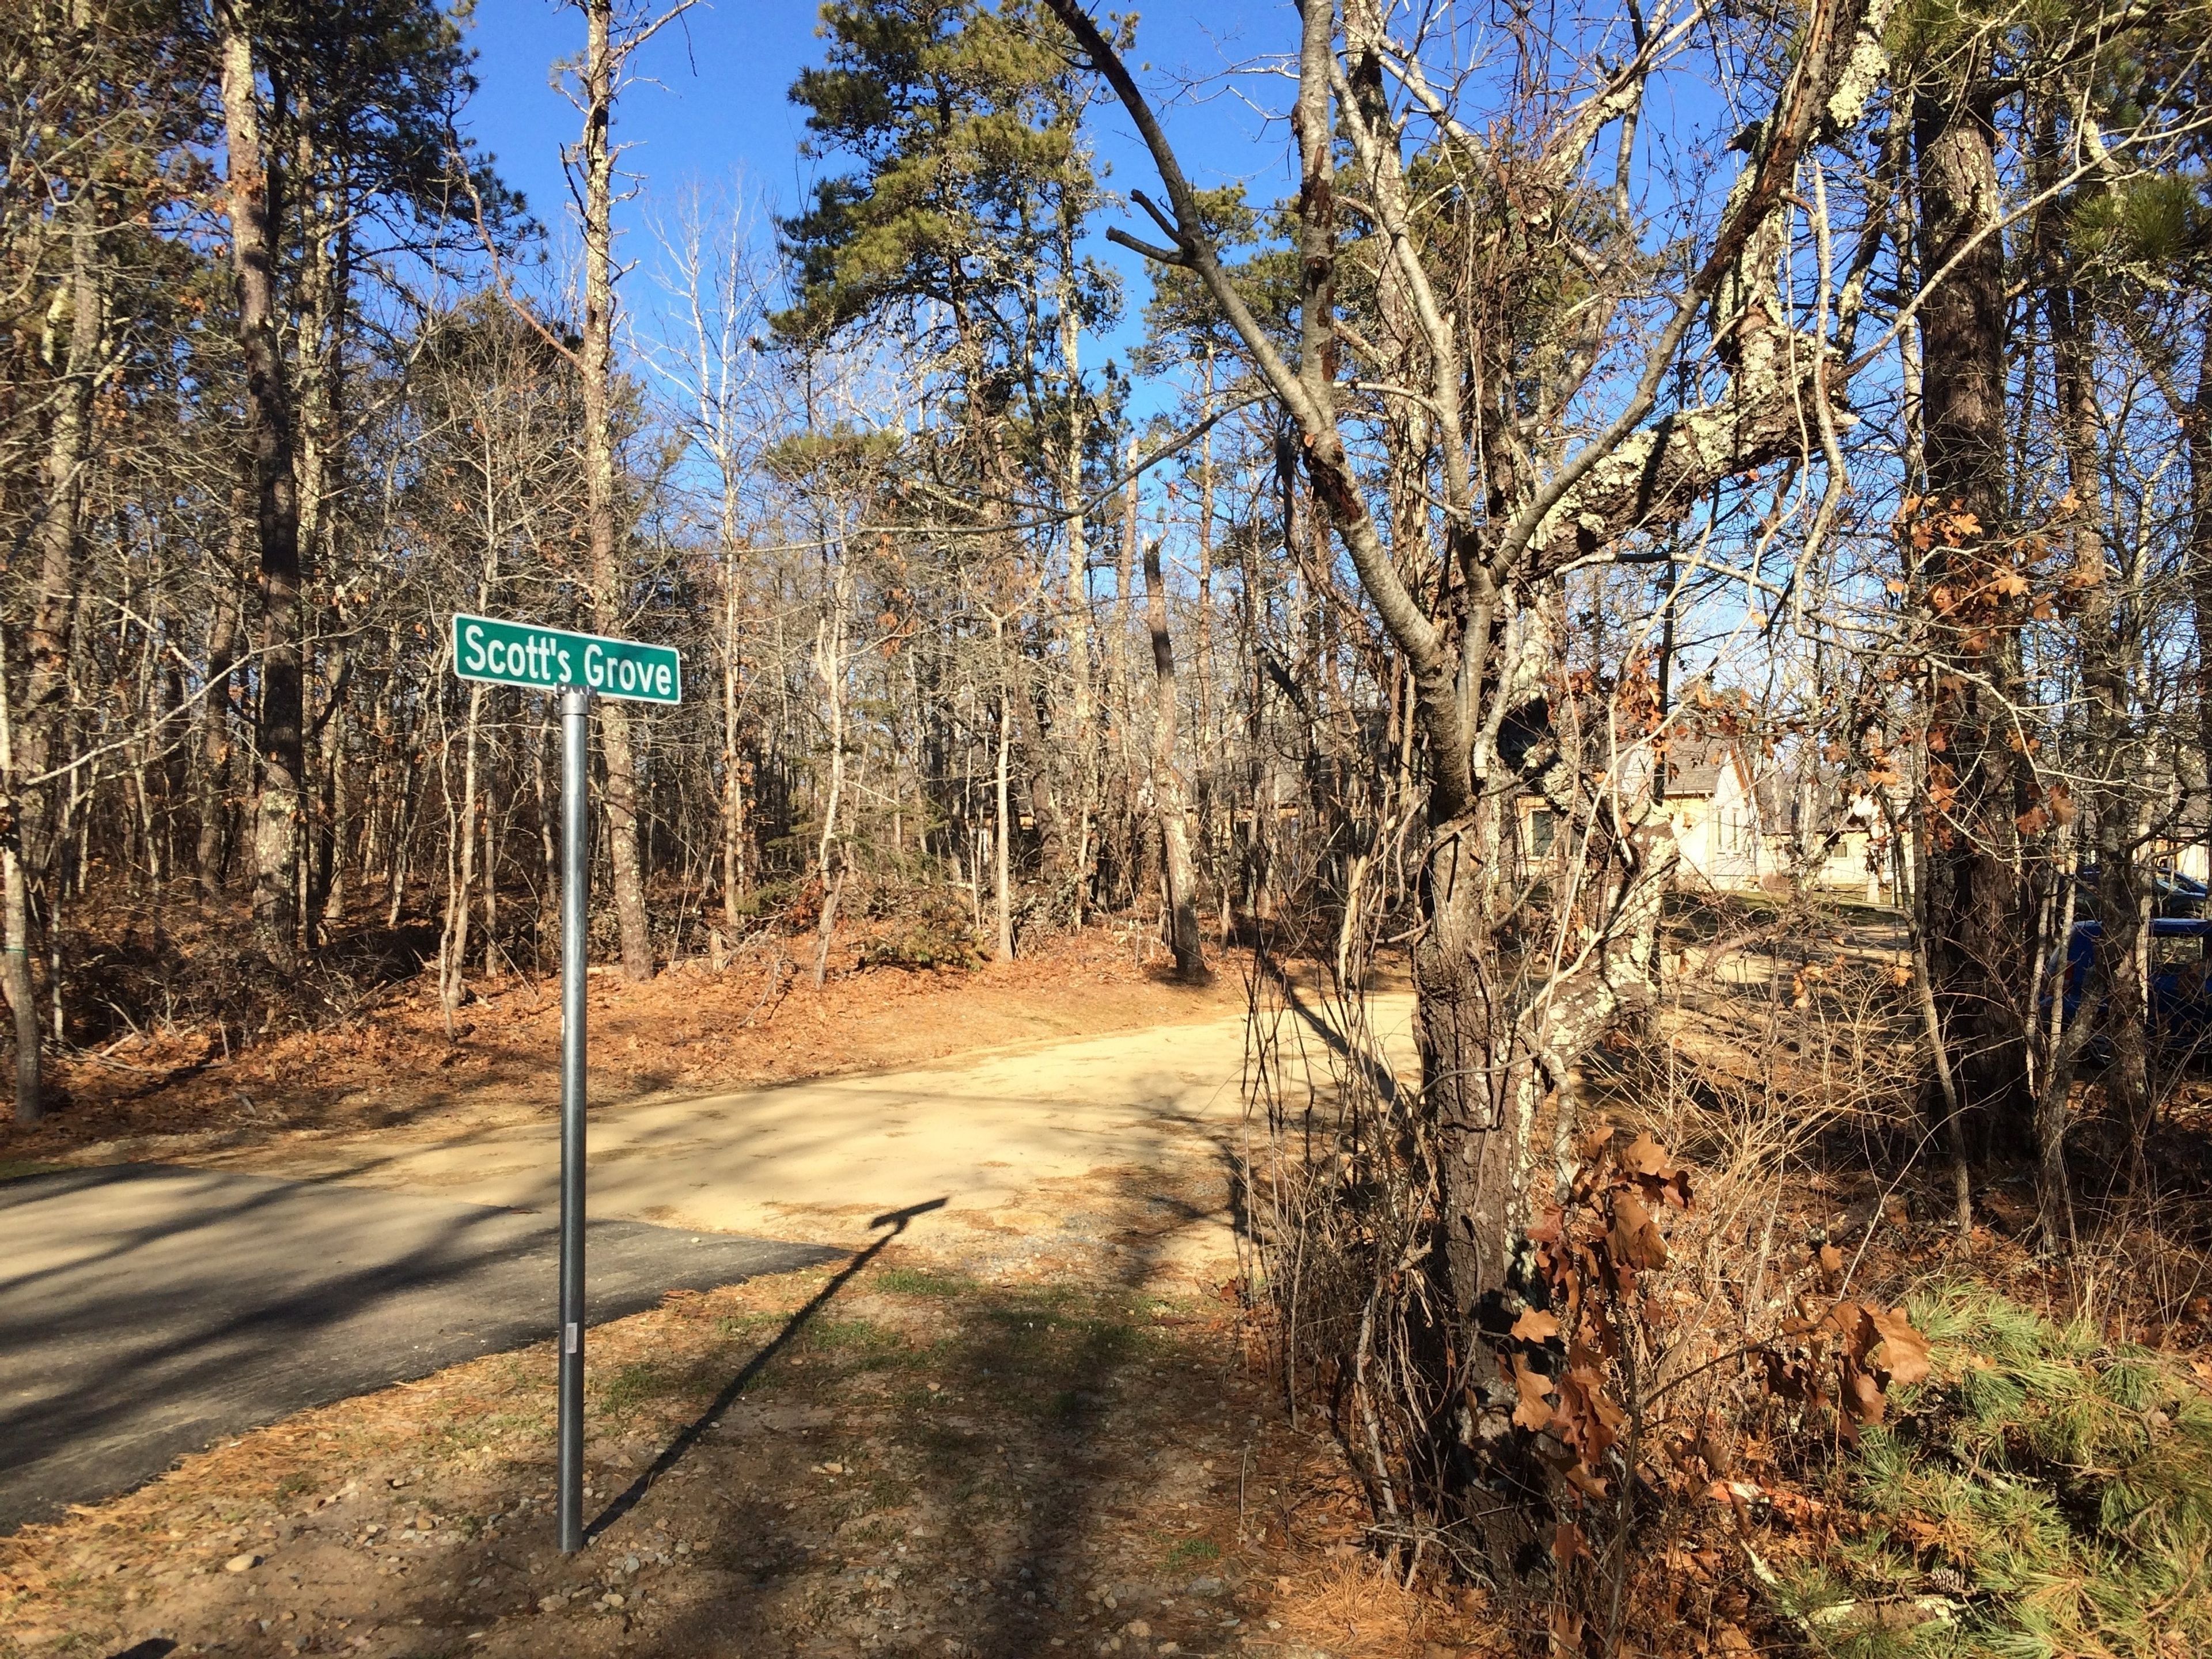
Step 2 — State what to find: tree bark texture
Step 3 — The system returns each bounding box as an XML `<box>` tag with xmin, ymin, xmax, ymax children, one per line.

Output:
<box><xmin>220</xmin><ymin>5</ymin><xmax>306</xmax><ymax>970</ymax></box>
<box><xmin>578</xmin><ymin>0</ymin><xmax>653</xmax><ymax>980</ymax></box>
<box><xmin>6</xmin><ymin>132</ymin><xmax>105</xmax><ymax>1119</ymax></box>
<box><xmin>1914</xmin><ymin>66</ymin><xmax>2031</xmax><ymax>1149</ymax></box>
<box><xmin>1143</xmin><ymin>539</ymin><xmax>1206</xmax><ymax>980</ymax></box>
<box><xmin>196</xmin><ymin>556</ymin><xmax>246</xmax><ymax>896</ymax></box>
<box><xmin>2052</xmin><ymin>270</ymin><xmax>2145</xmax><ymax>1201</ymax></box>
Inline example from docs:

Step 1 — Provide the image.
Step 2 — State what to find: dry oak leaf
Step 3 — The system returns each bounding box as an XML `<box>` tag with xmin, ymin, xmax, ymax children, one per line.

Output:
<box><xmin>1565</xmin><ymin>1461</ymin><xmax>1610</xmax><ymax>1500</ymax></box>
<box><xmin>1553</xmin><ymin>1520</ymin><xmax>1593</xmax><ymax>1569</ymax></box>
<box><xmin>1555</xmin><ymin>1355</ymin><xmax>1627</xmax><ymax>1460</ymax></box>
<box><xmin>1612</xmin><ymin>1191</ymin><xmax>1670</xmax><ymax>1270</ymax></box>
<box><xmin>1841</xmin><ymin>1358</ymin><xmax>1887</xmax><ymax>1427</ymax></box>
<box><xmin>1512</xmin><ymin>1307</ymin><xmax>1563</xmax><ymax>1344</ymax></box>
<box><xmin>1826</xmin><ymin>1300</ymin><xmax>1880</xmax><ymax>1360</ymax></box>
<box><xmin>1870</xmin><ymin>1306</ymin><xmax>1931</xmax><ymax>1386</ymax></box>
<box><xmin>1513</xmin><ymin>1355</ymin><xmax>1556</xmax><ymax>1432</ymax></box>
<box><xmin>1623</xmin><ymin>1132</ymin><xmax>1694</xmax><ymax>1208</ymax></box>
<box><xmin>1621</xmin><ymin>1131</ymin><xmax>1673</xmax><ymax>1177</ymax></box>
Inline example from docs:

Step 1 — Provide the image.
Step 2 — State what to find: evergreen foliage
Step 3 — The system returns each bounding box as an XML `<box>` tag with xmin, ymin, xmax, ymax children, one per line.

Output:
<box><xmin>1786</xmin><ymin>1286</ymin><xmax>2212</xmax><ymax>1658</ymax></box>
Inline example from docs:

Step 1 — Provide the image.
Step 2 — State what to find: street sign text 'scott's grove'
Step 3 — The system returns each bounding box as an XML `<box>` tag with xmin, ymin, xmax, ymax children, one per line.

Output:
<box><xmin>450</xmin><ymin>613</ymin><xmax>681</xmax><ymax>704</ymax></box>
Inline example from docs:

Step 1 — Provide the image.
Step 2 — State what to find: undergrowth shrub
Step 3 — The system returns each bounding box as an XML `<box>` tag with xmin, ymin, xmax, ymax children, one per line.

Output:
<box><xmin>1782</xmin><ymin>1285</ymin><xmax>2212</xmax><ymax>1658</ymax></box>
<box><xmin>854</xmin><ymin>885</ymin><xmax>983</xmax><ymax>971</ymax></box>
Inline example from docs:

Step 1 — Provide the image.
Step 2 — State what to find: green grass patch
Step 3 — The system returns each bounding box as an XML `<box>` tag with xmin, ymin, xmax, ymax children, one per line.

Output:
<box><xmin>1164</xmin><ymin>1537</ymin><xmax>1221</xmax><ymax>1573</ymax></box>
<box><xmin>596</xmin><ymin>1361</ymin><xmax>698</xmax><ymax>1418</ymax></box>
<box><xmin>0</xmin><ymin>1159</ymin><xmax>69</xmax><ymax>1183</ymax></box>
<box><xmin>1781</xmin><ymin>1283</ymin><xmax>2212</xmax><ymax>1658</ymax></box>
<box><xmin>799</xmin><ymin>1316</ymin><xmax>912</xmax><ymax>1372</ymax></box>
<box><xmin>873</xmin><ymin>1266</ymin><xmax>976</xmax><ymax>1298</ymax></box>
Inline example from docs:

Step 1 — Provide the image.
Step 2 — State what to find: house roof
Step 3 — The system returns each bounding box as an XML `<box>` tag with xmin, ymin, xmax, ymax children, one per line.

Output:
<box><xmin>1660</xmin><ymin>734</ymin><xmax>1879</xmax><ymax>835</ymax></box>
<box><xmin>1662</xmin><ymin>737</ymin><xmax>1743</xmax><ymax>796</ymax></box>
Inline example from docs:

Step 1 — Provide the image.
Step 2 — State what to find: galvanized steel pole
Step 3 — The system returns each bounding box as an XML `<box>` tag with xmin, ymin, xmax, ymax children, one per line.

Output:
<box><xmin>557</xmin><ymin>687</ymin><xmax>591</xmax><ymax>1553</ymax></box>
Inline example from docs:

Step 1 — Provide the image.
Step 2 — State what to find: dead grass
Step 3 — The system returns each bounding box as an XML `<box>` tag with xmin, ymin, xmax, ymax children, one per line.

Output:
<box><xmin>0</xmin><ymin>1227</ymin><xmax>1487</xmax><ymax>1659</ymax></box>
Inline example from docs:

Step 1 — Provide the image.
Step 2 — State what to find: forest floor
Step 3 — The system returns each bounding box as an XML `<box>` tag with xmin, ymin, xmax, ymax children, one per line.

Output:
<box><xmin>0</xmin><ymin>929</ymin><xmax>1479</xmax><ymax>1659</ymax></box>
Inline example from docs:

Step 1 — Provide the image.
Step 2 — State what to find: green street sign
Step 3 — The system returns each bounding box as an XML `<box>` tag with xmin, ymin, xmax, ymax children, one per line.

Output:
<box><xmin>450</xmin><ymin>613</ymin><xmax>681</xmax><ymax>705</ymax></box>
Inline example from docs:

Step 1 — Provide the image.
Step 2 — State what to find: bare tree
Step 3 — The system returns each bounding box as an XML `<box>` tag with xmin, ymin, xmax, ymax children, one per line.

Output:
<box><xmin>216</xmin><ymin>0</ymin><xmax>308</xmax><ymax>971</ymax></box>
<box><xmin>1142</xmin><ymin>536</ymin><xmax>1205</xmax><ymax>979</ymax></box>
<box><xmin>1046</xmin><ymin>0</ymin><xmax>1899</xmax><ymax>1546</ymax></box>
<box><xmin>562</xmin><ymin>0</ymin><xmax>695</xmax><ymax>980</ymax></box>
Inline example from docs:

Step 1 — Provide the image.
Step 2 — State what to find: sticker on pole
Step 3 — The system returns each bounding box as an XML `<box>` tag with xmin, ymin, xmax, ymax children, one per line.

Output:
<box><xmin>450</xmin><ymin>613</ymin><xmax>681</xmax><ymax>704</ymax></box>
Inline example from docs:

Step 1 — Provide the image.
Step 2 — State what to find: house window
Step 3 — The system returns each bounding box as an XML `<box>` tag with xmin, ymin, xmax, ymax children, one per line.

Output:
<box><xmin>1528</xmin><ymin>808</ymin><xmax>1556</xmax><ymax>856</ymax></box>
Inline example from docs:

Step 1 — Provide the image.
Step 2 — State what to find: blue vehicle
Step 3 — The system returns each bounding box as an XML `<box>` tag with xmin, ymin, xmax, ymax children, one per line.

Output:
<box><xmin>2058</xmin><ymin>916</ymin><xmax>2212</xmax><ymax>1053</ymax></box>
<box><xmin>2074</xmin><ymin>865</ymin><xmax>2209</xmax><ymax>918</ymax></box>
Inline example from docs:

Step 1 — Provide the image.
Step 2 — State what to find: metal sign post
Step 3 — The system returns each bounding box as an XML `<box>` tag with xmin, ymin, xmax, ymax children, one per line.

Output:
<box><xmin>556</xmin><ymin>687</ymin><xmax>590</xmax><ymax>1554</ymax></box>
<box><xmin>448</xmin><ymin>615</ymin><xmax>679</xmax><ymax>1557</ymax></box>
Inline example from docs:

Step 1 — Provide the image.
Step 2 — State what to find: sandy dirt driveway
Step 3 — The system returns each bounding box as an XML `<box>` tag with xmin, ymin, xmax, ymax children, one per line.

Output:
<box><xmin>1</xmin><ymin>988</ymin><xmax>1478</xmax><ymax>1659</ymax></box>
<box><xmin>196</xmin><ymin>992</ymin><xmax>1417</xmax><ymax>1274</ymax></box>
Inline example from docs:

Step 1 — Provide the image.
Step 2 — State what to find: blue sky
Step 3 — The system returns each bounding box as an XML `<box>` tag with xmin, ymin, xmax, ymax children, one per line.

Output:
<box><xmin>457</xmin><ymin>0</ymin><xmax>1301</xmax><ymax>378</ymax></box>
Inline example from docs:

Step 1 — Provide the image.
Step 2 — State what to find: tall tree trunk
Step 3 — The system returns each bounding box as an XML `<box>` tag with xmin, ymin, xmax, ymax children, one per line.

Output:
<box><xmin>811</xmin><ymin>563</ymin><xmax>851</xmax><ymax>985</ymax></box>
<box><xmin>5</xmin><ymin>151</ymin><xmax>103</xmax><ymax>1120</ymax></box>
<box><xmin>994</xmin><ymin>650</ymin><xmax>1014</xmax><ymax>963</ymax></box>
<box><xmin>304</xmin><ymin>644</ymin><xmax>350</xmax><ymax>943</ymax></box>
<box><xmin>198</xmin><ymin>510</ymin><xmax>249</xmax><ymax>896</ymax></box>
<box><xmin>440</xmin><ymin>683</ymin><xmax>484</xmax><ymax>1029</ymax></box>
<box><xmin>16</xmin><ymin>188</ymin><xmax>100</xmax><ymax>850</ymax></box>
<box><xmin>1143</xmin><ymin>539</ymin><xmax>1205</xmax><ymax>980</ymax></box>
<box><xmin>220</xmin><ymin>5</ymin><xmax>305</xmax><ymax>970</ymax></box>
<box><xmin>2053</xmin><ymin>268</ymin><xmax>2142</xmax><ymax>1228</ymax></box>
<box><xmin>1059</xmin><ymin>260</ymin><xmax>1096</xmax><ymax>921</ymax></box>
<box><xmin>1109</xmin><ymin>448</ymin><xmax>1141</xmax><ymax>909</ymax></box>
<box><xmin>0</xmin><ymin>645</ymin><xmax>39</xmax><ymax>1124</ymax></box>
<box><xmin>2186</xmin><ymin>310</ymin><xmax>2212</xmax><ymax>978</ymax></box>
<box><xmin>719</xmin><ymin>543</ymin><xmax>749</xmax><ymax>930</ymax></box>
<box><xmin>326</xmin><ymin>701</ymin><xmax>349</xmax><ymax>926</ymax></box>
<box><xmin>1914</xmin><ymin>67</ymin><xmax>2029</xmax><ymax>1153</ymax></box>
<box><xmin>578</xmin><ymin>0</ymin><xmax>653</xmax><ymax>980</ymax></box>
<box><xmin>297</xmin><ymin>168</ymin><xmax>351</xmax><ymax>944</ymax></box>
<box><xmin>1192</xmin><ymin>346</ymin><xmax>1217</xmax><ymax>874</ymax></box>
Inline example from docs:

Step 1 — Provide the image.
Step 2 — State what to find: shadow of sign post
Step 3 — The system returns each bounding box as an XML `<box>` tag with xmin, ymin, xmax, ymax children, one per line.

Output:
<box><xmin>586</xmin><ymin>1196</ymin><xmax>948</xmax><ymax>1544</ymax></box>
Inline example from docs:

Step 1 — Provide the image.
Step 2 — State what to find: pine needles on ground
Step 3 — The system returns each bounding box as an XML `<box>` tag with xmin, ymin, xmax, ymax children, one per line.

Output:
<box><xmin>1782</xmin><ymin>1285</ymin><xmax>2212</xmax><ymax>1659</ymax></box>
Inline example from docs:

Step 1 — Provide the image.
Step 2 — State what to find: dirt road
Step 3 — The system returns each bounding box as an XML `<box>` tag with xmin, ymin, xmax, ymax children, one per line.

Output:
<box><xmin>196</xmin><ymin>991</ymin><xmax>1416</xmax><ymax>1276</ymax></box>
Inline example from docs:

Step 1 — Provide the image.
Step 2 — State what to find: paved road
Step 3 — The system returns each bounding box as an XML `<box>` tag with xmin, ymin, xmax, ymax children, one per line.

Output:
<box><xmin>0</xmin><ymin>1165</ymin><xmax>838</xmax><ymax>1532</ymax></box>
